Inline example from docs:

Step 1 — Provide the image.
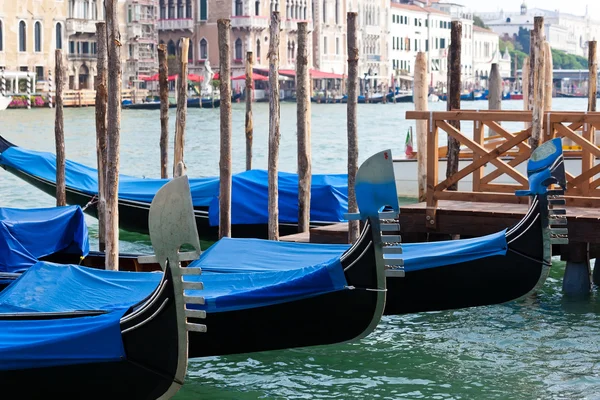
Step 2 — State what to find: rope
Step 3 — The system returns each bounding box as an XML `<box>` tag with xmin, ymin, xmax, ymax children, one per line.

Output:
<box><xmin>345</xmin><ymin>285</ymin><xmax>388</xmax><ymax>292</ymax></box>
<box><xmin>81</xmin><ymin>195</ymin><xmax>98</xmax><ymax>211</ymax></box>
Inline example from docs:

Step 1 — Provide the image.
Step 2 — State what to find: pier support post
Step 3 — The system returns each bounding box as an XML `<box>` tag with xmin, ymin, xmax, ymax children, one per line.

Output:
<box><xmin>562</xmin><ymin>243</ymin><xmax>591</xmax><ymax>297</ymax></box>
<box><xmin>529</xmin><ymin>16</ymin><xmax>545</xmax><ymax>151</ymax></box>
<box><xmin>588</xmin><ymin>41</ymin><xmax>597</xmax><ymax>112</ymax></box>
<box><xmin>55</xmin><ymin>50</ymin><xmax>66</xmax><ymax>207</ymax></box>
<box><xmin>245</xmin><ymin>51</ymin><xmax>254</xmax><ymax>171</ymax></box>
<box><xmin>0</xmin><ymin>72</ymin><xmax>5</xmax><ymax>95</ymax></box>
<box><xmin>347</xmin><ymin>12</ymin><xmax>359</xmax><ymax>243</ymax></box>
<box><xmin>297</xmin><ymin>21</ymin><xmax>311</xmax><ymax>233</ymax></box>
<box><xmin>218</xmin><ymin>19</ymin><xmax>232</xmax><ymax>239</ymax></box>
<box><xmin>414</xmin><ymin>52</ymin><xmax>428</xmax><ymax>202</ymax></box>
<box><xmin>174</xmin><ymin>37</ymin><xmax>189</xmax><ymax>178</ymax></box>
<box><xmin>488</xmin><ymin>63</ymin><xmax>501</xmax><ymax>137</ymax></box>
<box><xmin>544</xmin><ymin>41</ymin><xmax>553</xmax><ymax>111</ymax></box>
<box><xmin>47</xmin><ymin>70</ymin><xmax>53</xmax><ymax>108</ymax></box>
<box><xmin>158</xmin><ymin>44</ymin><xmax>169</xmax><ymax>179</ymax></box>
<box><xmin>105</xmin><ymin>0</ymin><xmax>122</xmax><ymax>271</ymax></box>
<box><xmin>268</xmin><ymin>11</ymin><xmax>281</xmax><ymax>241</ymax></box>
<box><xmin>95</xmin><ymin>22</ymin><xmax>108</xmax><ymax>251</ymax></box>
<box><xmin>446</xmin><ymin>21</ymin><xmax>462</xmax><ymax>191</ymax></box>
<box><xmin>26</xmin><ymin>73</ymin><xmax>32</xmax><ymax>109</ymax></box>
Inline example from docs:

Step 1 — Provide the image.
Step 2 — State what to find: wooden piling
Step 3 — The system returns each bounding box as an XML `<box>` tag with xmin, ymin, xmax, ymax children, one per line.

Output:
<box><xmin>105</xmin><ymin>0</ymin><xmax>122</xmax><ymax>271</ymax></box>
<box><xmin>297</xmin><ymin>21</ymin><xmax>311</xmax><ymax>233</ymax></box>
<box><xmin>218</xmin><ymin>19</ymin><xmax>232</xmax><ymax>239</ymax></box>
<box><xmin>95</xmin><ymin>22</ymin><xmax>108</xmax><ymax>251</ymax></box>
<box><xmin>588</xmin><ymin>41</ymin><xmax>597</xmax><ymax>112</ymax></box>
<box><xmin>488</xmin><ymin>63</ymin><xmax>502</xmax><ymax>138</ymax></box>
<box><xmin>530</xmin><ymin>16</ymin><xmax>545</xmax><ymax>151</ymax></box>
<box><xmin>414</xmin><ymin>52</ymin><xmax>428</xmax><ymax>202</ymax></box>
<box><xmin>544</xmin><ymin>41</ymin><xmax>553</xmax><ymax>111</ymax></box>
<box><xmin>268</xmin><ymin>12</ymin><xmax>281</xmax><ymax>241</ymax></box>
<box><xmin>245</xmin><ymin>51</ymin><xmax>254</xmax><ymax>171</ymax></box>
<box><xmin>54</xmin><ymin>50</ymin><xmax>66</xmax><ymax>207</ymax></box>
<box><xmin>446</xmin><ymin>20</ymin><xmax>462</xmax><ymax>191</ymax></box>
<box><xmin>347</xmin><ymin>12</ymin><xmax>359</xmax><ymax>243</ymax></box>
<box><xmin>522</xmin><ymin>56</ymin><xmax>530</xmax><ymax>116</ymax></box>
<box><xmin>173</xmin><ymin>37</ymin><xmax>189</xmax><ymax>178</ymax></box>
<box><xmin>158</xmin><ymin>44</ymin><xmax>169</xmax><ymax>179</ymax></box>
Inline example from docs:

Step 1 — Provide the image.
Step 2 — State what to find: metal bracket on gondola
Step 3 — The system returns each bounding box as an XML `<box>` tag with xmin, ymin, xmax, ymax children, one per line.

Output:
<box><xmin>548</xmin><ymin>196</ymin><xmax>566</xmax><ymax>206</ymax></box>
<box><xmin>381</xmin><ymin>223</ymin><xmax>400</xmax><ymax>232</ymax></box>
<box><xmin>549</xmin><ymin>214</ymin><xmax>567</xmax><ymax>225</ymax></box>
<box><xmin>548</xmin><ymin>208</ymin><xmax>566</xmax><ymax>216</ymax></box>
<box><xmin>137</xmin><ymin>251</ymin><xmax>200</xmax><ymax>265</ymax></box>
<box><xmin>382</xmin><ymin>235</ymin><xmax>402</xmax><ymax>245</ymax></box>
<box><xmin>343</xmin><ymin>212</ymin><xmax>362</xmax><ymax>221</ymax></box>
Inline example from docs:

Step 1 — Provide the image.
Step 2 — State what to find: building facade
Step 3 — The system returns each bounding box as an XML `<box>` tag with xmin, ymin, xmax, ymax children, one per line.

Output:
<box><xmin>389</xmin><ymin>2</ymin><xmax>451</xmax><ymax>91</ymax></box>
<box><xmin>478</xmin><ymin>3</ymin><xmax>600</xmax><ymax>57</ymax></box>
<box><xmin>312</xmin><ymin>0</ymin><xmax>347</xmax><ymax>76</ymax></box>
<box><xmin>472</xmin><ymin>25</ymin><xmax>511</xmax><ymax>84</ymax></box>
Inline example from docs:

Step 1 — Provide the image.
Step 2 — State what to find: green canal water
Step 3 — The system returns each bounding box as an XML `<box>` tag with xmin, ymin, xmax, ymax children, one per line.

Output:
<box><xmin>1</xmin><ymin>99</ymin><xmax>599</xmax><ymax>399</ymax></box>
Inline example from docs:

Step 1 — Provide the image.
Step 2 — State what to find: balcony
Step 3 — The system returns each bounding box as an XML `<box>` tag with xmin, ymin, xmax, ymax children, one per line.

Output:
<box><xmin>283</xmin><ymin>19</ymin><xmax>313</xmax><ymax>32</ymax></box>
<box><xmin>230</xmin><ymin>15</ymin><xmax>269</xmax><ymax>30</ymax></box>
<box><xmin>67</xmin><ymin>53</ymin><xmax>97</xmax><ymax>61</ymax></box>
<box><xmin>365</xmin><ymin>25</ymin><xmax>380</xmax><ymax>36</ymax></box>
<box><xmin>366</xmin><ymin>55</ymin><xmax>381</xmax><ymax>62</ymax></box>
<box><xmin>157</xmin><ymin>18</ymin><xmax>194</xmax><ymax>31</ymax></box>
<box><xmin>127</xmin><ymin>24</ymin><xmax>142</xmax><ymax>38</ymax></box>
<box><xmin>66</xmin><ymin>19</ymin><xmax>98</xmax><ymax>35</ymax></box>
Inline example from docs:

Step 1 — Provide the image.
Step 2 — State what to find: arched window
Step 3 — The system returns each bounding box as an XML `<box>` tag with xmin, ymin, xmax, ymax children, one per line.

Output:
<box><xmin>235</xmin><ymin>0</ymin><xmax>243</xmax><ymax>16</ymax></box>
<box><xmin>322</xmin><ymin>0</ymin><xmax>327</xmax><ymax>21</ymax></box>
<box><xmin>235</xmin><ymin>38</ymin><xmax>242</xmax><ymax>60</ymax></box>
<box><xmin>19</xmin><ymin>21</ymin><xmax>26</xmax><ymax>52</ymax></box>
<box><xmin>56</xmin><ymin>23</ymin><xmax>63</xmax><ymax>50</ymax></box>
<box><xmin>0</xmin><ymin>20</ymin><xmax>3</xmax><ymax>52</ymax></box>
<box><xmin>160</xmin><ymin>0</ymin><xmax>166</xmax><ymax>19</ymax></box>
<box><xmin>255</xmin><ymin>0</ymin><xmax>260</xmax><ymax>16</ymax></box>
<box><xmin>256</xmin><ymin>39</ymin><xmax>261</xmax><ymax>60</ymax></box>
<box><xmin>200</xmin><ymin>38</ymin><xmax>207</xmax><ymax>59</ymax></box>
<box><xmin>335</xmin><ymin>0</ymin><xmax>339</xmax><ymax>24</ymax></box>
<box><xmin>34</xmin><ymin>22</ymin><xmax>42</xmax><ymax>52</ymax></box>
<box><xmin>167</xmin><ymin>39</ymin><xmax>176</xmax><ymax>55</ymax></box>
<box><xmin>199</xmin><ymin>0</ymin><xmax>208</xmax><ymax>20</ymax></box>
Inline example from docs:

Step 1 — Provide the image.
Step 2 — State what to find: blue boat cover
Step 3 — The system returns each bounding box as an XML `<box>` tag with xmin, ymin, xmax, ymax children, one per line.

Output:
<box><xmin>0</xmin><ymin>206</ymin><xmax>89</xmax><ymax>273</ymax></box>
<box><xmin>0</xmin><ymin>146</ymin><xmax>348</xmax><ymax>225</ymax></box>
<box><xmin>0</xmin><ymin>262</ymin><xmax>161</xmax><ymax>371</ymax></box>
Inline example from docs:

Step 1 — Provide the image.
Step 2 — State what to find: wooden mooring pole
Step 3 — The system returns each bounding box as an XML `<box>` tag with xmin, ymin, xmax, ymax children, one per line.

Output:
<box><xmin>268</xmin><ymin>12</ymin><xmax>281</xmax><ymax>241</ymax></box>
<box><xmin>446</xmin><ymin>20</ymin><xmax>462</xmax><ymax>191</ymax></box>
<box><xmin>218</xmin><ymin>19</ymin><xmax>232</xmax><ymax>239</ymax></box>
<box><xmin>95</xmin><ymin>22</ymin><xmax>108</xmax><ymax>251</ymax></box>
<box><xmin>105</xmin><ymin>0</ymin><xmax>121</xmax><ymax>271</ymax></box>
<box><xmin>245</xmin><ymin>51</ymin><xmax>254</xmax><ymax>171</ymax></box>
<box><xmin>544</xmin><ymin>41</ymin><xmax>553</xmax><ymax>112</ymax></box>
<box><xmin>414</xmin><ymin>52</ymin><xmax>427</xmax><ymax>202</ymax></box>
<box><xmin>347</xmin><ymin>12</ymin><xmax>359</xmax><ymax>243</ymax></box>
<box><xmin>174</xmin><ymin>37</ymin><xmax>189</xmax><ymax>178</ymax></box>
<box><xmin>488</xmin><ymin>63</ymin><xmax>501</xmax><ymax>138</ymax></box>
<box><xmin>158</xmin><ymin>44</ymin><xmax>169</xmax><ymax>179</ymax></box>
<box><xmin>588</xmin><ymin>41</ymin><xmax>597</xmax><ymax>113</ymax></box>
<box><xmin>529</xmin><ymin>16</ymin><xmax>545</xmax><ymax>151</ymax></box>
<box><xmin>297</xmin><ymin>21</ymin><xmax>311</xmax><ymax>233</ymax></box>
<box><xmin>55</xmin><ymin>50</ymin><xmax>66</xmax><ymax>207</ymax></box>
<box><xmin>522</xmin><ymin>56</ymin><xmax>530</xmax><ymax>129</ymax></box>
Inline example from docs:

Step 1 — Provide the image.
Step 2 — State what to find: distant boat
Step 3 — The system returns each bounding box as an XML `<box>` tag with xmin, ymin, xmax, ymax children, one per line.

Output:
<box><xmin>0</xmin><ymin>95</ymin><xmax>11</xmax><ymax>111</ymax></box>
<box><xmin>122</xmin><ymin>97</ymin><xmax>220</xmax><ymax>110</ymax></box>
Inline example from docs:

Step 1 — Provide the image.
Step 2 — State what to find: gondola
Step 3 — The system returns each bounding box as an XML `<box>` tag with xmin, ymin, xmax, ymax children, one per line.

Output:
<box><xmin>0</xmin><ymin>176</ymin><xmax>204</xmax><ymax>398</ymax></box>
<box><xmin>46</xmin><ymin>139</ymin><xmax>567</xmax><ymax>317</ymax></box>
<box><xmin>0</xmin><ymin>151</ymin><xmax>396</xmax><ymax>359</ymax></box>
<box><xmin>122</xmin><ymin>97</ymin><xmax>221</xmax><ymax>110</ymax></box>
<box><xmin>0</xmin><ymin>135</ymin><xmax>347</xmax><ymax>240</ymax></box>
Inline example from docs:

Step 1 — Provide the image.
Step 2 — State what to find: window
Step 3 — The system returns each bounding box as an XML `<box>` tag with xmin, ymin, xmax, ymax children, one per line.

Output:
<box><xmin>129</xmin><ymin>44</ymin><xmax>134</xmax><ymax>57</ymax></box>
<box><xmin>169</xmin><ymin>0</ymin><xmax>175</xmax><ymax>18</ymax></box>
<box><xmin>235</xmin><ymin>0</ymin><xmax>243</xmax><ymax>16</ymax></box>
<box><xmin>323</xmin><ymin>36</ymin><xmax>327</xmax><ymax>54</ymax></box>
<box><xmin>34</xmin><ymin>22</ymin><xmax>42</xmax><ymax>52</ymax></box>
<box><xmin>187</xmin><ymin>0</ymin><xmax>192</xmax><ymax>17</ymax></box>
<box><xmin>91</xmin><ymin>42</ymin><xmax>97</xmax><ymax>54</ymax></box>
<box><xmin>92</xmin><ymin>1</ymin><xmax>98</xmax><ymax>19</ymax></box>
<box><xmin>323</xmin><ymin>0</ymin><xmax>326</xmax><ymax>21</ymax></box>
<box><xmin>0</xmin><ymin>20</ymin><xmax>3</xmax><ymax>52</ymax></box>
<box><xmin>200</xmin><ymin>38</ymin><xmax>207</xmax><ymax>59</ymax></box>
<box><xmin>335</xmin><ymin>0</ymin><xmax>339</xmax><ymax>24</ymax></box>
<box><xmin>235</xmin><ymin>38</ymin><xmax>242</xmax><ymax>60</ymax></box>
<box><xmin>128</xmin><ymin>6</ymin><xmax>133</xmax><ymax>22</ymax></box>
<box><xmin>255</xmin><ymin>0</ymin><xmax>260</xmax><ymax>15</ymax></box>
<box><xmin>56</xmin><ymin>23</ymin><xmax>63</xmax><ymax>50</ymax></box>
<box><xmin>83</xmin><ymin>0</ymin><xmax>89</xmax><ymax>19</ymax></box>
<box><xmin>82</xmin><ymin>42</ymin><xmax>89</xmax><ymax>54</ymax></box>
<box><xmin>160</xmin><ymin>0</ymin><xmax>166</xmax><ymax>18</ymax></box>
<box><xmin>199</xmin><ymin>0</ymin><xmax>208</xmax><ymax>20</ymax></box>
<box><xmin>414</xmin><ymin>39</ymin><xmax>417</xmax><ymax>51</ymax></box>
<box><xmin>178</xmin><ymin>0</ymin><xmax>184</xmax><ymax>18</ymax></box>
<box><xmin>167</xmin><ymin>39</ymin><xmax>176</xmax><ymax>55</ymax></box>
<box><xmin>336</xmin><ymin>37</ymin><xmax>339</xmax><ymax>54</ymax></box>
<box><xmin>256</xmin><ymin>39</ymin><xmax>260</xmax><ymax>60</ymax></box>
<box><xmin>19</xmin><ymin>21</ymin><xmax>26</xmax><ymax>52</ymax></box>
<box><xmin>36</xmin><ymin>66</ymin><xmax>44</xmax><ymax>81</ymax></box>
<box><xmin>69</xmin><ymin>0</ymin><xmax>75</xmax><ymax>17</ymax></box>
<box><xmin>440</xmin><ymin>38</ymin><xmax>446</xmax><ymax>48</ymax></box>
<box><xmin>425</xmin><ymin>39</ymin><xmax>428</xmax><ymax>51</ymax></box>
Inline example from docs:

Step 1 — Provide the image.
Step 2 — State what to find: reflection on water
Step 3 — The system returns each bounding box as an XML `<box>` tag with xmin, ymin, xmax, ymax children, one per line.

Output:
<box><xmin>0</xmin><ymin>98</ymin><xmax>598</xmax><ymax>398</ymax></box>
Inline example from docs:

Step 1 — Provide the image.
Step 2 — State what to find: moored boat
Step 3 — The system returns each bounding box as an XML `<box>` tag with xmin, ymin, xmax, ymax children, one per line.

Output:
<box><xmin>0</xmin><ymin>95</ymin><xmax>11</xmax><ymax>111</ymax></box>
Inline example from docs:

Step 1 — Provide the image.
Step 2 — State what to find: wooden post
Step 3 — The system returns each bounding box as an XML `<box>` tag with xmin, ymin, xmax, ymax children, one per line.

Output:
<box><xmin>522</xmin><ymin>56</ymin><xmax>530</xmax><ymax>119</ymax></box>
<box><xmin>55</xmin><ymin>50</ymin><xmax>66</xmax><ymax>207</ymax></box>
<box><xmin>544</xmin><ymin>41</ymin><xmax>553</xmax><ymax>111</ymax></box>
<box><xmin>245</xmin><ymin>51</ymin><xmax>254</xmax><ymax>171</ymax></box>
<box><xmin>173</xmin><ymin>38</ymin><xmax>189</xmax><ymax>178</ymax></box>
<box><xmin>414</xmin><ymin>52</ymin><xmax>428</xmax><ymax>202</ymax></box>
<box><xmin>297</xmin><ymin>21</ymin><xmax>311</xmax><ymax>233</ymax></box>
<box><xmin>158</xmin><ymin>44</ymin><xmax>169</xmax><ymax>179</ymax></box>
<box><xmin>218</xmin><ymin>19</ymin><xmax>232</xmax><ymax>239</ymax></box>
<box><xmin>446</xmin><ymin>20</ymin><xmax>462</xmax><ymax>191</ymax></box>
<box><xmin>588</xmin><ymin>41</ymin><xmax>597</xmax><ymax>112</ymax></box>
<box><xmin>105</xmin><ymin>0</ymin><xmax>122</xmax><ymax>271</ymax></box>
<box><xmin>347</xmin><ymin>12</ymin><xmax>359</xmax><ymax>243</ymax></box>
<box><xmin>268</xmin><ymin>12</ymin><xmax>281</xmax><ymax>241</ymax></box>
<box><xmin>488</xmin><ymin>63</ymin><xmax>501</xmax><ymax>138</ymax></box>
<box><xmin>529</xmin><ymin>16</ymin><xmax>545</xmax><ymax>151</ymax></box>
<box><xmin>95</xmin><ymin>22</ymin><xmax>108</xmax><ymax>251</ymax></box>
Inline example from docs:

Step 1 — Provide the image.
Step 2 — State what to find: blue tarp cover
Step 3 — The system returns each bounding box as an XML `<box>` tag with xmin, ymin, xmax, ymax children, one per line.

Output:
<box><xmin>0</xmin><ymin>262</ymin><xmax>161</xmax><ymax>371</ymax></box>
<box><xmin>0</xmin><ymin>206</ymin><xmax>89</xmax><ymax>273</ymax></box>
<box><xmin>0</xmin><ymin>146</ymin><xmax>348</xmax><ymax>225</ymax></box>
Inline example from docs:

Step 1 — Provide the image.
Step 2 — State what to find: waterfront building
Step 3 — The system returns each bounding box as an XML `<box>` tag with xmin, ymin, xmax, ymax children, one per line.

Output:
<box><xmin>472</xmin><ymin>26</ymin><xmax>511</xmax><ymax>84</ymax></box>
<box><xmin>312</xmin><ymin>0</ymin><xmax>347</xmax><ymax>77</ymax></box>
<box><xmin>389</xmin><ymin>1</ymin><xmax>451</xmax><ymax>92</ymax></box>
<box><xmin>478</xmin><ymin>3</ymin><xmax>600</xmax><ymax>57</ymax></box>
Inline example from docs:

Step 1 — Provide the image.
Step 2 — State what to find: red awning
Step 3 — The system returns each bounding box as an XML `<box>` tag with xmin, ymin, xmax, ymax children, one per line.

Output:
<box><xmin>187</xmin><ymin>74</ymin><xmax>204</xmax><ymax>82</ymax></box>
<box><xmin>278</xmin><ymin>69</ymin><xmax>296</xmax><ymax>77</ymax></box>
<box><xmin>232</xmin><ymin>73</ymin><xmax>269</xmax><ymax>81</ymax></box>
<box><xmin>141</xmin><ymin>73</ymin><xmax>178</xmax><ymax>82</ymax></box>
<box><xmin>309</xmin><ymin>69</ymin><xmax>345</xmax><ymax>79</ymax></box>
